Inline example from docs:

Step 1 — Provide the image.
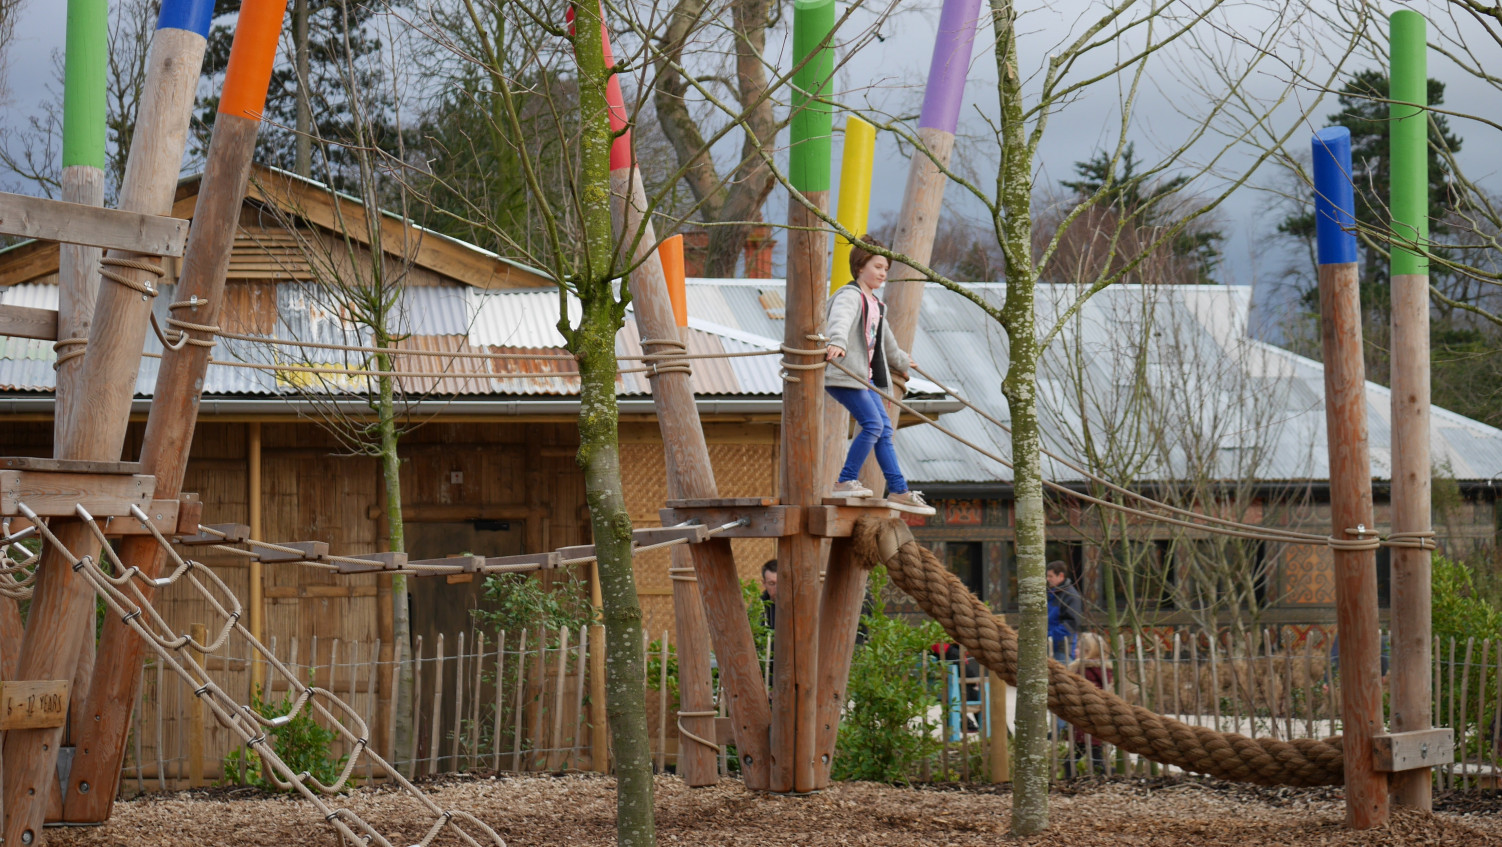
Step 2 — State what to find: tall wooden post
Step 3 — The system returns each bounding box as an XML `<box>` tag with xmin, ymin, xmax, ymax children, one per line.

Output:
<box><xmin>774</xmin><ymin>0</ymin><xmax>834</xmax><ymax>795</ymax></box>
<box><xmin>581</xmin><ymin>12</ymin><xmax>756</xmax><ymax>788</ymax></box>
<box><xmin>858</xmin><ymin>0</ymin><xmax>980</xmax><ymax>495</ymax></box>
<box><xmin>1313</xmin><ymin>125</ymin><xmax>1389</xmax><ymax>829</ymax></box>
<box><xmin>4</xmin><ymin>3</ymin><xmax>211</xmax><ymax>842</ymax></box>
<box><xmin>55</xmin><ymin>0</ymin><xmax>109</xmax><ymax>720</ymax></box>
<box><xmin>1388</xmin><ymin>9</ymin><xmax>1435</xmax><ymax>811</ymax></box>
<box><xmin>881</xmin><ymin>0</ymin><xmax>982</xmax><ymax>349</ymax></box>
<box><xmin>61</xmin><ymin>0</ymin><xmax>282</xmax><ymax>824</ymax></box>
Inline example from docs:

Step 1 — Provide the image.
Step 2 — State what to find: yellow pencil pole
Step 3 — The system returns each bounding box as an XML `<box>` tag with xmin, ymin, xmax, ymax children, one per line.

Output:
<box><xmin>829</xmin><ymin>115</ymin><xmax>876</xmax><ymax>292</ymax></box>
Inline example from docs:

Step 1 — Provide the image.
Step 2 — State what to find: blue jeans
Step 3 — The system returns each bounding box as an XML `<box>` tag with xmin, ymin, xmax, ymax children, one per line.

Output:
<box><xmin>826</xmin><ymin>386</ymin><xmax>908</xmax><ymax>495</ymax></box>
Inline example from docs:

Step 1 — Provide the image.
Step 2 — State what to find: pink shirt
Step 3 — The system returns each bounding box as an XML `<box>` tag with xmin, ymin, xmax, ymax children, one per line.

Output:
<box><xmin>860</xmin><ymin>287</ymin><xmax>881</xmax><ymax>379</ymax></box>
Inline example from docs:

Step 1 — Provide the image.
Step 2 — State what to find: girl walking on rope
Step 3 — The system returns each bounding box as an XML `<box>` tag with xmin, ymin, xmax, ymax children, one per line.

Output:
<box><xmin>823</xmin><ymin>236</ymin><xmax>935</xmax><ymax>516</ymax></box>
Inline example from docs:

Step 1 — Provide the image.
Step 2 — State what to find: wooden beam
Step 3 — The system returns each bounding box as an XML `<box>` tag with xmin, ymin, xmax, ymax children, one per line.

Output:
<box><xmin>0</xmin><ymin>470</ymin><xmax>154</xmax><ymax>517</ymax></box>
<box><xmin>0</xmin><ymin>457</ymin><xmax>143</xmax><ymax>474</ymax></box>
<box><xmin>1373</xmin><ymin>729</ymin><xmax>1453</xmax><ymax>772</ymax></box>
<box><xmin>0</xmin><ymin>240</ymin><xmax>61</xmax><ymax>287</ymax></box>
<box><xmin>659</xmin><ymin>505</ymin><xmax>802</xmax><ymax>538</ymax></box>
<box><xmin>482</xmin><ymin>551</ymin><xmax>562</xmax><ymax>572</ymax></box>
<box><xmin>812</xmin><ymin>538</ymin><xmax>865</xmax><ymax>787</ymax></box>
<box><xmin>177</xmin><ymin>523</ymin><xmax>250</xmax><ymax>546</ymax></box>
<box><xmin>0</xmin><ymin>305</ymin><xmax>59</xmax><ymax>341</ymax></box>
<box><xmin>333</xmin><ymin>552</ymin><xmax>408</xmax><ymax>574</ymax></box>
<box><xmin>807</xmin><ymin>503</ymin><xmax>902</xmax><ymax>537</ymax></box>
<box><xmin>0</xmin><ymin>191</ymin><xmax>188</xmax><ymax>256</ymax></box>
<box><xmin>255</xmin><ymin>540</ymin><xmax>328</xmax><ymax>564</ymax></box>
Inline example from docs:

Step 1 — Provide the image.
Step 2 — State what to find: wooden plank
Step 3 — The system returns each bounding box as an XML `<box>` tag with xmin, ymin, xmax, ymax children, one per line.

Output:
<box><xmin>408</xmin><ymin>554</ymin><xmax>482</xmax><ymax>572</ymax></box>
<box><xmin>631</xmin><ymin>524</ymin><xmax>709</xmax><ymax>546</ymax></box>
<box><xmin>1374</xmin><ymin>729</ymin><xmax>1454</xmax><ymax>772</ymax></box>
<box><xmin>0</xmin><ymin>680</ymin><xmax>70</xmax><ymax>730</ymax></box>
<box><xmin>664</xmin><ymin>497</ymin><xmax>777</xmax><ymax>508</ymax></box>
<box><xmin>333</xmin><ymin>552</ymin><xmax>408</xmax><ymax>574</ymax></box>
<box><xmin>0</xmin><ymin>470</ymin><xmax>154</xmax><ymax>517</ymax></box>
<box><xmin>481</xmin><ymin>551</ymin><xmax>561</xmax><ymax>572</ymax></box>
<box><xmin>255</xmin><ymin>540</ymin><xmax>328</xmax><ymax>564</ymax></box>
<box><xmin>807</xmin><ymin>504</ymin><xmax>902</xmax><ymax>537</ymax></box>
<box><xmin>0</xmin><ymin>191</ymin><xmax>188</xmax><ymax>256</ymax></box>
<box><xmin>0</xmin><ymin>457</ymin><xmax>143</xmax><ymax>475</ymax></box>
<box><xmin>658</xmin><ymin>505</ymin><xmax>801</xmax><ymax>538</ymax></box>
<box><xmin>0</xmin><ymin>305</ymin><xmax>59</xmax><ymax>341</ymax></box>
<box><xmin>178</xmin><ymin>523</ymin><xmax>250</xmax><ymax>546</ymax></box>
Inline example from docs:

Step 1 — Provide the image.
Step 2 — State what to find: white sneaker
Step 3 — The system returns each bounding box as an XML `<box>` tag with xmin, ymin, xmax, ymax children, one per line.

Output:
<box><xmin>829</xmin><ymin>480</ymin><xmax>874</xmax><ymax>499</ymax></box>
<box><xmin>887</xmin><ymin>490</ymin><xmax>936</xmax><ymax>516</ymax></box>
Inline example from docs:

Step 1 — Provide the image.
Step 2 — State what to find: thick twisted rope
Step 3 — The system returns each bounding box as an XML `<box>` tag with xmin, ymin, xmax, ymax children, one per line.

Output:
<box><xmin>852</xmin><ymin>515</ymin><xmax>1346</xmax><ymax>787</ymax></box>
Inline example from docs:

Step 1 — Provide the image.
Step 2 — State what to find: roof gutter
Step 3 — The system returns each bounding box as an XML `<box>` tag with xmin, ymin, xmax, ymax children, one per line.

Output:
<box><xmin>0</xmin><ymin>395</ymin><xmax>964</xmax><ymax>419</ymax></box>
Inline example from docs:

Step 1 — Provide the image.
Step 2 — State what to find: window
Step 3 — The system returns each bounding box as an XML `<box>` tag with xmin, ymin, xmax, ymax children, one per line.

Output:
<box><xmin>945</xmin><ymin>542</ymin><xmax>985</xmax><ymax>603</ymax></box>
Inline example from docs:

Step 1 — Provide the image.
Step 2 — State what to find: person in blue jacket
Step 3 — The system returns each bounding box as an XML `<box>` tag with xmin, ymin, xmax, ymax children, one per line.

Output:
<box><xmin>1046</xmin><ymin>560</ymin><xmax>1083</xmax><ymax>662</ymax></box>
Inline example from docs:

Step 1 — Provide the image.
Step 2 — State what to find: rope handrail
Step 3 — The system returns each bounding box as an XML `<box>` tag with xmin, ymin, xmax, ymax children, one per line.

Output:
<box><xmin>192</xmin><ymin>518</ymin><xmax>748</xmax><ymax>575</ymax></box>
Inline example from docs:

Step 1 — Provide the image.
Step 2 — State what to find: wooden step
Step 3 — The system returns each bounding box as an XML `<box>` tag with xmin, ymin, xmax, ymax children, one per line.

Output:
<box><xmin>0</xmin><ymin>457</ymin><xmax>144</xmax><ymax>475</ymax></box>
<box><xmin>0</xmin><ymin>191</ymin><xmax>188</xmax><ymax>256</ymax></box>
<box><xmin>0</xmin><ymin>470</ymin><xmax>154</xmax><ymax>518</ymax></box>
<box><xmin>0</xmin><ymin>305</ymin><xmax>59</xmax><ymax>341</ymax></box>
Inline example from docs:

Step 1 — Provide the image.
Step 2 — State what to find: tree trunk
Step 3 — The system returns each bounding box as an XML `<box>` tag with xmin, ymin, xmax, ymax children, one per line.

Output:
<box><xmin>575</xmin><ymin>300</ymin><xmax>654</xmax><ymax>847</ymax></box>
<box><xmin>375</xmin><ymin>358</ymin><xmax>414</xmax><ymax>777</ymax></box>
<box><xmin>992</xmin><ymin>0</ymin><xmax>1048</xmax><ymax>833</ymax></box>
<box><xmin>573</xmin><ymin>3</ymin><xmax>655</xmax><ymax>843</ymax></box>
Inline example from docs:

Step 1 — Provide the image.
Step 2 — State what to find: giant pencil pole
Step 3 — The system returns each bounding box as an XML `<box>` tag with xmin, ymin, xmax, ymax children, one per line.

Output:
<box><xmin>882</xmin><ymin>0</ymin><xmax>980</xmax><ymax>349</ymax></box>
<box><xmin>35</xmin><ymin>0</ymin><xmax>110</xmax><ymax>710</ymax></box>
<box><xmin>576</xmin><ymin>8</ymin><xmax>765</xmax><ymax>788</ymax></box>
<box><xmin>62</xmin><ymin>0</ymin><xmax>287</xmax><ymax>823</ymax></box>
<box><xmin>774</xmin><ymin>0</ymin><xmax>833</xmax><ymax>795</ymax></box>
<box><xmin>857</xmin><ymin>0</ymin><xmax>979</xmax><ymax>496</ymax></box>
<box><xmin>1313</xmin><ymin>126</ymin><xmax>1389</xmax><ymax>829</ymax></box>
<box><xmin>821</xmin><ymin>118</ymin><xmax>874</xmax><ymax>492</ymax></box>
<box><xmin>4</xmin><ymin>1</ymin><xmax>212</xmax><ymax>842</ymax></box>
<box><xmin>1388</xmin><ymin>9</ymin><xmax>1436</xmax><ymax>812</ymax></box>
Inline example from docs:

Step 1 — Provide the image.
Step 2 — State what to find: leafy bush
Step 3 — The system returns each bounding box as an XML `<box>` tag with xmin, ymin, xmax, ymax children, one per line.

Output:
<box><xmin>831</xmin><ymin>566</ymin><xmax>945</xmax><ymax>783</ymax></box>
<box><xmin>473</xmin><ymin>572</ymin><xmax>593</xmax><ymax>635</ymax></box>
<box><xmin>221</xmin><ymin>682</ymin><xmax>348</xmax><ymax>789</ymax></box>
<box><xmin>1432</xmin><ymin>555</ymin><xmax>1502</xmax><ymax>766</ymax></box>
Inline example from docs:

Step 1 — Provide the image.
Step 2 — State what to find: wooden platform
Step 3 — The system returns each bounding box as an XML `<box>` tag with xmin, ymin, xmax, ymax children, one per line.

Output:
<box><xmin>660</xmin><ymin>497</ymin><xmax>902</xmax><ymax>539</ymax></box>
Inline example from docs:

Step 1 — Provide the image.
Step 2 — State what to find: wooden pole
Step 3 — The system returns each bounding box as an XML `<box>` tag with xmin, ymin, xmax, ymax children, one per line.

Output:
<box><xmin>249</xmin><ymin>421</ymin><xmax>264</xmax><ymax>690</ymax></box>
<box><xmin>56</xmin><ymin>0</ymin><xmax>110</xmax><ymax>719</ymax></box>
<box><xmin>589</xmin><ymin>563</ymin><xmax>608</xmax><ymax>772</ymax></box>
<box><xmin>588</xmin><ymin>16</ymin><xmax>763</xmax><ymax>789</ymax></box>
<box><xmin>860</xmin><ymin>0</ymin><xmax>981</xmax><ymax>494</ymax></box>
<box><xmin>61</xmin><ymin>0</ymin><xmax>282</xmax><ymax>824</ymax></box>
<box><xmin>811</xmin><ymin>538</ymin><xmax>864</xmax><ymax>786</ymax></box>
<box><xmin>5</xmin><ymin>3</ymin><xmax>212</xmax><ymax>840</ymax></box>
<box><xmin>1388</xmin><ymin>8</ymin><xmax>1434</xmax><ymax>812</ymax></box>
<box><xmin>187</xmin><ymin>623</ymin><xmax>207</xmax><ymax>788</ymax></box>
<box><xmin>989</xmin><ymin>672</ymin><xmax>1010</xmax><ymax>783</ymax></box>
<box><xmin>1313</xmin><ymin>125</ymin><xmax>1389</xmax><ymax>829</ymax></box>
<box><xmin>775</xmin><ymin>0</ymin><xmax>834</xmax><ymax>795</ymax></box>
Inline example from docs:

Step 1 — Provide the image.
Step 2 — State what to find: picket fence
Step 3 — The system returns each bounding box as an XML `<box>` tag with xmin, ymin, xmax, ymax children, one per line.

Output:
<box><xmin>115</xmin><ymin>625</ymin><xmax>1502</xmax><ymax>793</ymax></box>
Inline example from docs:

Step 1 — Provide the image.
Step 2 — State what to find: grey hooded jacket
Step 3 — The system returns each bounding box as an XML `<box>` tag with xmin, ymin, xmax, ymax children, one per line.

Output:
<box><xmin>823</xmin><ymin>283</ymin><xmax>911</xmax><ymax>391</ymax></box>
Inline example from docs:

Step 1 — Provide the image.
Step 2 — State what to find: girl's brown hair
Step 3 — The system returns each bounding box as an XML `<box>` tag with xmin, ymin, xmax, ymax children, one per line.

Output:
<box><xmin>849</xmin><ymin>235</ymin><xmax>888</xmax><ymax>282</ymax></box>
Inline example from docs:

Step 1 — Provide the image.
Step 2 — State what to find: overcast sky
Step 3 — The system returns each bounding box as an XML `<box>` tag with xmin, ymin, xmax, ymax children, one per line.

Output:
<box><xmin>4</xmin><ymin>0</ymin><xmax>1500</xmax><ymax>340</ymax></box>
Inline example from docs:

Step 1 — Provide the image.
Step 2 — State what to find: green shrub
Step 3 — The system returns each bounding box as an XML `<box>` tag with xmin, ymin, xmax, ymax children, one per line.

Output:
<box><xmin>221</xmin><ymin>682</ymin><xmax>348</xmax><ymax>790</ymax></box>
<box><xmin>1432</xmin><ymin>555</ymin><xmax>1502</xmax><ymax>766</ymax></box>
<box><xmin>831</xmin><ymin>566</ymin><xmax>945</xmax><ymax>783</ymax></box>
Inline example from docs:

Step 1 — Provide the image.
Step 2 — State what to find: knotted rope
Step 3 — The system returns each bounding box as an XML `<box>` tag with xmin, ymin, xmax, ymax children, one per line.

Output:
<box><xmin>852</xmin><ymin>515</ymin><xmax>1346</xmax><ymax>787</ymax></box>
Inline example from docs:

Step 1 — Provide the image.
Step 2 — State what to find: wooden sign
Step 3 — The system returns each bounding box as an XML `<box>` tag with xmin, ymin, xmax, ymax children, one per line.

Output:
<box><xmin>0</xmin><ymin>680</ymin><xmax>70</xmax><ymax>730</ymax></box>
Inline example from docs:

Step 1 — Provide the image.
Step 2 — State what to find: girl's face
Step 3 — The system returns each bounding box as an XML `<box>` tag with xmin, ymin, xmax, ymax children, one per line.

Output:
<box><xmin>857</xmin><ymin>255</ymin><xmax>889</xmax><ymax>292</ymax></box>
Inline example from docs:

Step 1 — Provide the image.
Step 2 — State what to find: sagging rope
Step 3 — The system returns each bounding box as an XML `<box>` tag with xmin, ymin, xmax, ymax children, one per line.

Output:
<box><xmin>853</xmin><ymin>514</ymin><xmax>1345</xmax><ymax>787</ymax></box>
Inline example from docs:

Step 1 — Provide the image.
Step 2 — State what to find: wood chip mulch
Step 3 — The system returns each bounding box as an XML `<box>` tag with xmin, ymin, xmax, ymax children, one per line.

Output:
<box><xmin>43</xmin><ymin>773</ymin><xmax>1502</xmax><ymax>846</ymax></box>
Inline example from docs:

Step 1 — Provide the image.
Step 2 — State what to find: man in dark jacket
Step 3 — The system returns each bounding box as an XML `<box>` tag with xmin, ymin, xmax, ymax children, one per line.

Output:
<box><xmin>1046</xmin><ymin>560</ymin><xmax>1082</xmax><ymax>662</ymax></box>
